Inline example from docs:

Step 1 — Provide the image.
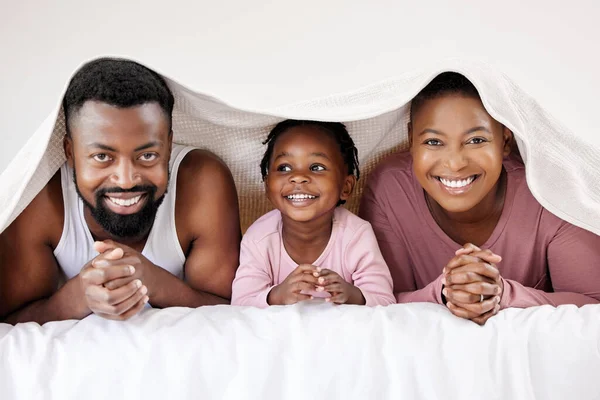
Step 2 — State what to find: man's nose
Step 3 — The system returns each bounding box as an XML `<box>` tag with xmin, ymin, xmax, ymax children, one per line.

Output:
<box><xmin>111</xmin><ymin>160</ymin><xmax>141</xmax><ymax>189</ymax></box>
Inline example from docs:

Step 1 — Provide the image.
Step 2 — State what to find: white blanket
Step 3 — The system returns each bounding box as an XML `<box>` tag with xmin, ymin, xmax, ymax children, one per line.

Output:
<box><xmin>1</xmin><ymin>58</ymin><xmax>599</xmax><ymax>233</ymax></box>
<box><xmin>1</xmin><ymin>303</ymin><xmax>599</xmax><ymax>400</ymax></box>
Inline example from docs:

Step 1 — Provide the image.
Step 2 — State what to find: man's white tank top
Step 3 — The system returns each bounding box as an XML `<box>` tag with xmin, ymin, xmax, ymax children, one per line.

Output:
<box><xmin>53</xmin><ymin>144</ymin><xmax>196</xmax><ymax>280</ymax></box>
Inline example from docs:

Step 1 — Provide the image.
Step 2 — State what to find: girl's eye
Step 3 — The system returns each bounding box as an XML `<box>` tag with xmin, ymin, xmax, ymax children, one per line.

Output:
<box><xmin>93</xmin><ymin>153</ymin><xmax>111</xmax><ymax>162</ymax></box>
<box><xmin>423</xmin><ymin>139</ymin><xmax>442</xmax><ymax>146</ymax></box>
<box><xmin>276</xmin><ymin>164</ymin><xmax>291</xmax><ymax>172</ymax></box>
<box><xmin>310</xmin><ymin>164</ymin><xmax>326</xmax><ymax>172</ymax></box>
<box><xmin>467</xmin><ymin>137</ymin><xmax>487</xmax><ymax>145</ymax></box>
<box><xmin>139</xmin><ymin>152</ymin><xmax>158</xmax><ymax>162</ymax></box>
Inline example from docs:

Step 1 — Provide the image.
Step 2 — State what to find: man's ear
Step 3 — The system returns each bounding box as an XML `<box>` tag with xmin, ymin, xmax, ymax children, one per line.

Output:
<box><xmin>340</xmin><ymin>175</ymin><xmax>357</xmax><ymax>202</ymax></box>
<box><xmin>502</xmin><ymin>126</ymin><xmax>514</xmax><ymax>157</ymax></box>
<box><xmin>64</xmin><ymin>135</ymin><xmax>74</xmax><ymax>168</ymax></box>
<box><xmin>167</xmin><ymin>129</ymin><xmax>173</xmax><ymax>157</ymax></box>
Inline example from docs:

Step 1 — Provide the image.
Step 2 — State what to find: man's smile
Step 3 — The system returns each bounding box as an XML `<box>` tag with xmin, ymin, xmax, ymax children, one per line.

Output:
<box><xmin>103</xmin><ymin>192</ymin><xmax>148</xmax><ymax>214</ymax></box>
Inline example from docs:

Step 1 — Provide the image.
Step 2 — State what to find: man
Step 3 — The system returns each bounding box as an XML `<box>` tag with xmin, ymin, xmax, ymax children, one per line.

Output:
<box><xmin>0</xmin><ymin>58</ymin><xmax>241</xmax><ymax>324</ymax></box>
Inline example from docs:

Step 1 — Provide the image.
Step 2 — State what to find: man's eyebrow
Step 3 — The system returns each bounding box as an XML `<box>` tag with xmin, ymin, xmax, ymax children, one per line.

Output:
<box><xmin>134</xmin><ymin>141</ymin><xmax>162</xmax><ymax>152</ymax></box>
<box><xmin>87</xmin><ymin>143</ymin><xmax>117</xmax><ymax>152</ymax></box>
<box><xmin>85</xmin><ymin>141</ymin><xmax>163</xmax><ymax>152</ymax></box>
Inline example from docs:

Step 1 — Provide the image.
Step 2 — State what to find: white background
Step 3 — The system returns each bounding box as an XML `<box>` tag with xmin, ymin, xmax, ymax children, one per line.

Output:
<box><xmin>0</xmin><ymin>0</ymin><xmax>598</xmax><ymax>173</ymax></box>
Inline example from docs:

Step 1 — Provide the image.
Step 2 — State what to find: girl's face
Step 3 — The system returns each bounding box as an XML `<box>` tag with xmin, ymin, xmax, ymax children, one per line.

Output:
<box><xmin>410</xmin><ymin>94</ymin><xmax>512</xmax><ymax>214</ymax></box>
<box><xmin>265</xmin><ymin>126</ymin><xmax>355</xmax><ymax>224</ymax></box>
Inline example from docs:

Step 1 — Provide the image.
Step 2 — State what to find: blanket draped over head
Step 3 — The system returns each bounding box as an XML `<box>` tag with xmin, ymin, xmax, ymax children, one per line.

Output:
<box><xmin>1</xmin><ymin>58</ymin><xmax>598</xmax><ymax>235</ymax></box>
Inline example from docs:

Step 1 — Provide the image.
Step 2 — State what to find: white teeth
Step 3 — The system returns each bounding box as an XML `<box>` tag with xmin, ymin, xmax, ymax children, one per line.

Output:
<box><xmin>439</xmin><ymin>176</ymin><xmax>475</xmax><ymax>188</ymax></box>
<box><xmin>108</xmin><ymin>195</ymin><xmax>142</xmax><ymax>207</ymax></box>
<box><xmin>286</xmin><ymin>194</ymin><xmax>317</xmax><ymax>200</ymax></box>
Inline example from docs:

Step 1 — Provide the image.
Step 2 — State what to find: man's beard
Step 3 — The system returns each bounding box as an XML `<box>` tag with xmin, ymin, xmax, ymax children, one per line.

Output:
<box><xmin>73</xmin><ymin>168</ymin><xmax>168</xmax><ymax>240</ymax></box>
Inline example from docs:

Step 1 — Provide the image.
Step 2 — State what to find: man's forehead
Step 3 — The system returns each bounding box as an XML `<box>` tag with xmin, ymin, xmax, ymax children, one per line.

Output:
<box><xmin>69</xmin><ymin>101</ymin><xmax>170</xmax><ymax>141</ymax></box>
<box><xmin>73</xmin><ymin>101</ymin><xmax>166</xmax><ymax>123</ymax></box>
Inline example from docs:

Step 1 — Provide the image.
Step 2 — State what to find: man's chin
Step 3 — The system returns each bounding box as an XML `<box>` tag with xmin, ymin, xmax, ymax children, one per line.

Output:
<box><xmin>78</xmin><ymin>190</ymin><xmax>166</xmax><ymax>240</ymax></box>
<box><xmin>91</xmin><ymin>207</ymin><xmax>158</xmax><ymax>240</ymax></box>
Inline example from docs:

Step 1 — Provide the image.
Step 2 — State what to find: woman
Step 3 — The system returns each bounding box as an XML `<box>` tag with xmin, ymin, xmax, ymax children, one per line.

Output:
<box><xmin>359</xmin><ymin>72</ymin><xmax>600</xmax><ymax>324</ymax></box>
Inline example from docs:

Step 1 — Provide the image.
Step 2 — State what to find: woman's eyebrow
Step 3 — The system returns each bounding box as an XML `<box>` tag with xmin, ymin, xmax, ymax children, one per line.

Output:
<box><xmin>418</xmin><ymin>129</ymin><xmax>444</xmax><ymax>136</ymax></box>
<box><xmin>464</xmin><ymin>126</ymin><xmax>492</xmax><ymax>135</ymax></box>
<box><xmin>419</xmin><ymin>126</ymin><xmax>492</xmax><ymax>136</ymax></box>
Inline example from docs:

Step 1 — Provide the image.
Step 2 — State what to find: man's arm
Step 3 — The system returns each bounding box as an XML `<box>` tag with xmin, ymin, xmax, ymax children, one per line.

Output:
<box><xmin>0</xmin><ymin>174</ymin><xmax>143</xmax><ymax>324</ymax></box>
<box><xmin>0</xmin><ymin>174</ymin><xmax>89</xmax><ymax>324</ymax></box>
<box><xmin>146</xmin><ymin>150</ymin><xmax>241</xmax><ymax>307</ymax></box>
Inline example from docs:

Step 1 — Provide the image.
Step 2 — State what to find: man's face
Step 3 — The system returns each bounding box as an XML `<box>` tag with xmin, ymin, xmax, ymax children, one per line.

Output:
<box><xmin>65</xmin><ymin>101</ymin><xmax>172</xmax><ymax>239</ymax></box>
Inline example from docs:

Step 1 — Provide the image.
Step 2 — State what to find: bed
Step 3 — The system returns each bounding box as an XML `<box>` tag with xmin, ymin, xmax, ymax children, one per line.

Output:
<box><xmin>1</xmin><ymin>37</ymin><xmax>599</xmax><ymax>400</ymax></box>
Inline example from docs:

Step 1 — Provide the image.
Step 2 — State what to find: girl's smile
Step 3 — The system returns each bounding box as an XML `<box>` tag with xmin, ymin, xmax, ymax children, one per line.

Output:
<box><xmin>265</xmin><ymin>126</ymin><xmax>355</xmax><ymax>225</ymax></box>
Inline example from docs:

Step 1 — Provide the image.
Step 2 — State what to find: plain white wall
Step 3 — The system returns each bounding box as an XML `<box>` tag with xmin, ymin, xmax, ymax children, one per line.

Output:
<box><xmin>1</xmin><ymin>0</ymin><xmax>598</xmax><ymax>173</ymax></box>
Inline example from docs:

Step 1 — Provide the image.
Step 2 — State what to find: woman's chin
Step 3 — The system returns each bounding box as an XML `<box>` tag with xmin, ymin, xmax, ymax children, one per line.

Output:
<box><xmin>430</xmin><ymin>195</ymin><xmax>478</xmax><ymax>215</ymax></box>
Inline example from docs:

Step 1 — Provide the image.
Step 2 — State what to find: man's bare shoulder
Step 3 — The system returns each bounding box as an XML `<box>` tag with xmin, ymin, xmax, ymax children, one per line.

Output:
<box><xmin>174</xmin><ymin>148</ymin><xmax>239</xmax><ymax>233</ymax></box>
<box><xmin>177</xmin><ymin>149</ymin><xmax>237</xmax><ymax>199</ymax></box>
<box><xmin>4</xmin><ymin>171</ymin><xmax>64</xmax><ymax>244</ymax></box>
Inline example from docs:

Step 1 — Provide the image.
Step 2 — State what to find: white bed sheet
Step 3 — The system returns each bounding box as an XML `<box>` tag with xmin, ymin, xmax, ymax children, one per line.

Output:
<box><xmin>1</xmin><ymin>302</ymin><xmax>599</xmax><ymax>400</ymax></box>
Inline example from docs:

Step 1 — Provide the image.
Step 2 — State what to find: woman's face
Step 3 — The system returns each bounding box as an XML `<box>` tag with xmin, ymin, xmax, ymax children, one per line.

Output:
<box><xmin>410</xmin><ymin>94</ymin><xmax>512</xmax><ymax>214</ymax></box>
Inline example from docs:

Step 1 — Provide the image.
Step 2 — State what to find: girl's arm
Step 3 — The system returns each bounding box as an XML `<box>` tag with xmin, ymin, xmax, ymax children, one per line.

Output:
<box><xmin>346</xmin><ymin>222</ymin><xmax>396</xmax><ymax>306</ymax></box>
<box><xmin>230</xmin><ymin>238</ymin><xmax>274</xmax><ymax>308</ymax></box>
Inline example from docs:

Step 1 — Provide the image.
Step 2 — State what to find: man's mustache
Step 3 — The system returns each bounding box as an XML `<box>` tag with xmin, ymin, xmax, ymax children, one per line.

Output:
<box><xmin>96</xmin><ymin>185</ymin><xmax>157</xmax><ymax>196</ymax></box>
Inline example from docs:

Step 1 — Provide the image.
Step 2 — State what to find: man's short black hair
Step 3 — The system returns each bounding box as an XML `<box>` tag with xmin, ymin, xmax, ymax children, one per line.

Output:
<box><xmin>410</xmin><ymin>72</ymin><xmax>480</xmax><ymax>122</ymax></box>
<box><xmin>62</xmin><ymin>58</ymin><xmax>175</xmax><ymax>136</ymax></box>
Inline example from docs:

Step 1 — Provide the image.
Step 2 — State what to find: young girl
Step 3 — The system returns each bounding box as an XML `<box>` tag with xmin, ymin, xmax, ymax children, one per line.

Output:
<box><xmin>359</xmin><ymin>72</ymin><xmax>600</xmax><ymax>324</ymax></box>
<box><xmin>231</xmin><ymin>120</ymin><xmax>395</xmax><ymax>307</ymax></box>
